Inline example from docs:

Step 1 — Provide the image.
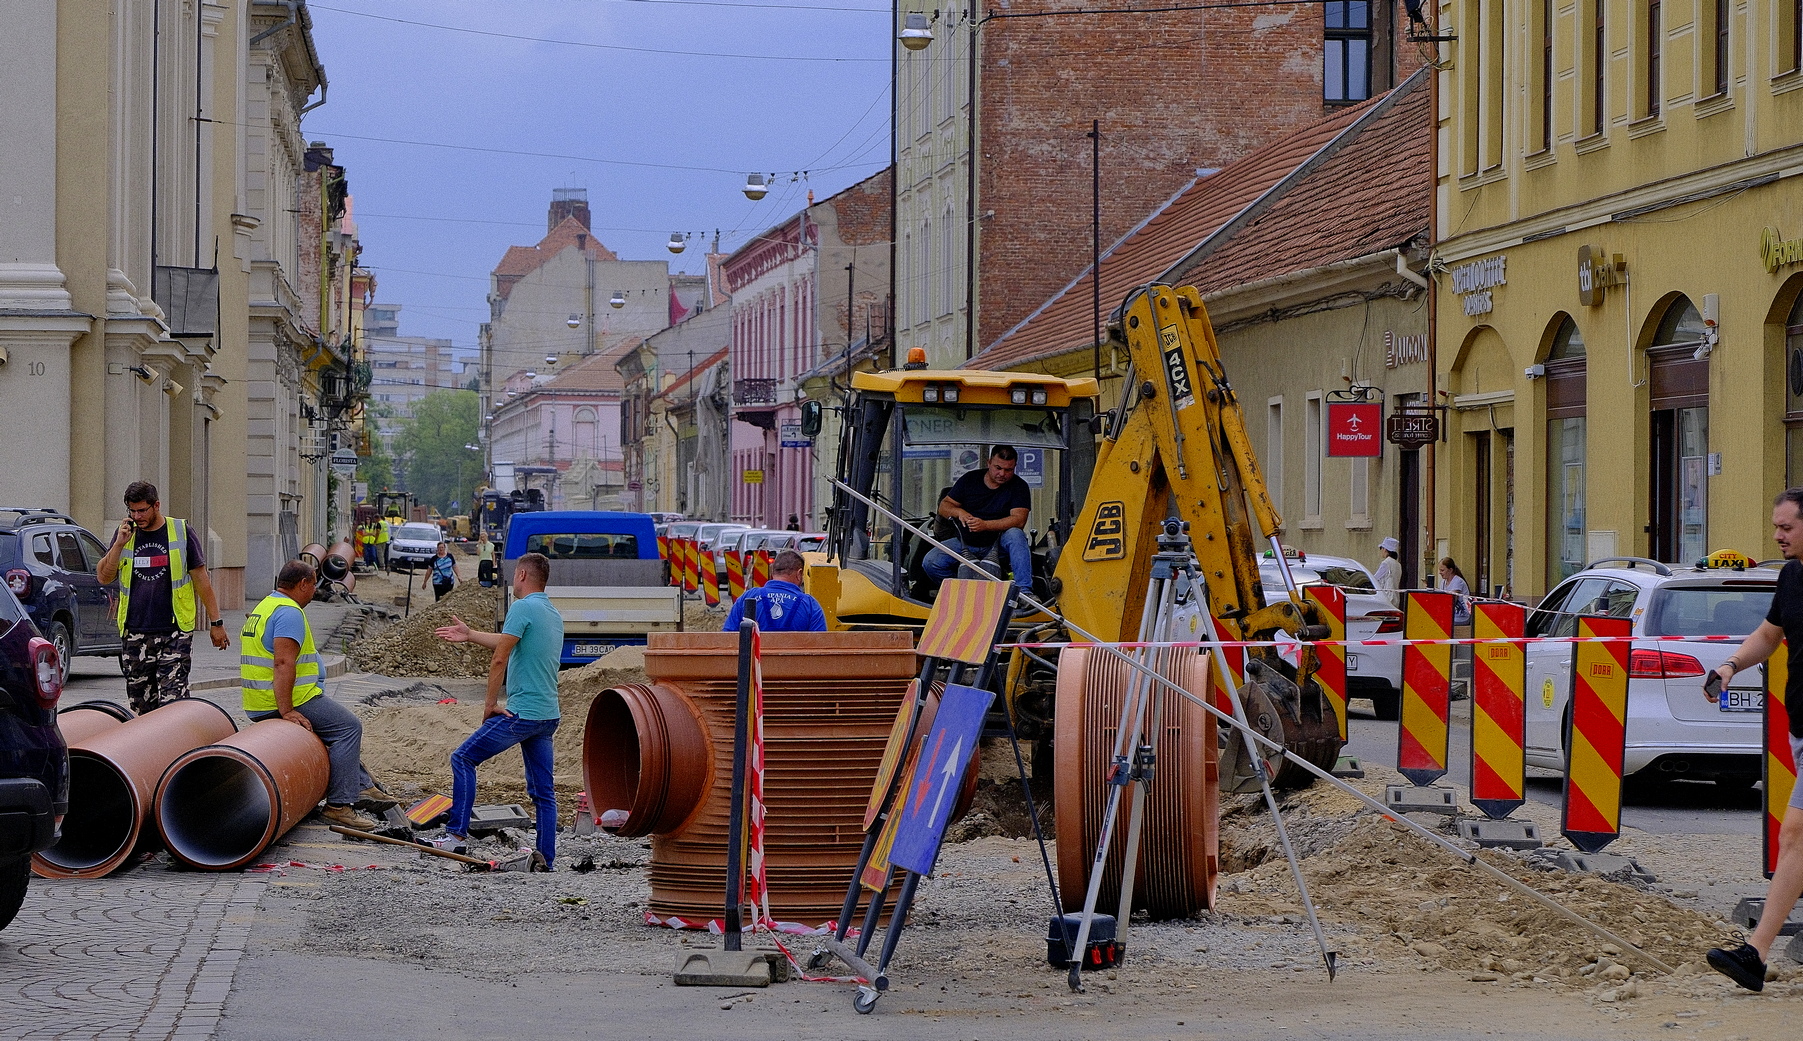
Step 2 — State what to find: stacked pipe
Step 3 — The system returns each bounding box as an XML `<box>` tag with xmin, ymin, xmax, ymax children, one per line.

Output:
<box><xmin>584</xmin><ymin>631</ymin><xmax>917</xmax><ymax>924</ymax></box>
<box><xmin>34</xmin><ymin>700</ymin><xmax>237</xmax><ymax>878</ymax></box>
<box><xmin>38</xmin><ymin>700</ymin><xmax>334</xmax><ymax>877</ymax></box>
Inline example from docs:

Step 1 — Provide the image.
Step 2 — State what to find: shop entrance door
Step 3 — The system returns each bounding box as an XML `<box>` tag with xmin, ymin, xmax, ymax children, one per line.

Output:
<box><xmin>1649</xmin><ymin>405</ymin><xmax>1707</xmax><ymax>565</ymax></box>
<box><xmin>1473</xmin><ymin>432</ymin><xmax>1491</xmax><ymax>596</ymax></box>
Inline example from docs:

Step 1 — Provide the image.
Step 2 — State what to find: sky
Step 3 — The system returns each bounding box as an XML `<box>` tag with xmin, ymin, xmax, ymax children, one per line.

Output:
<box><xmin>304</xmin><ymin>0</ymin><xmax>896</xmax><ymax>353</ymax></box>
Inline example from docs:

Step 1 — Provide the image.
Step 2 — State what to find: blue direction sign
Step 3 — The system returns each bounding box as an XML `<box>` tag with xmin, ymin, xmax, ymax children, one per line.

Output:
<box><xmin>889</xmin><ymin>683</ymin><xmax>994</xmax><ymax>877</ymax></box>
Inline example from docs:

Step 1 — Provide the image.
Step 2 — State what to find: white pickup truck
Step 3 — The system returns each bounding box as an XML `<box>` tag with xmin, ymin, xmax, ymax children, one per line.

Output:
<box><xmin>498</xmin><ymin>511</ymin><xmax>683</xmax><ymax>665</ymax></box>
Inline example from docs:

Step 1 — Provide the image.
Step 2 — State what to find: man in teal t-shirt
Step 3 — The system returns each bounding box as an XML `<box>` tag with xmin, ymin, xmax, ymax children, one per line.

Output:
<box><xmin>434</xmin><ymin>551</ymin><xmax>565</xmax><ymax>867</ymax></box>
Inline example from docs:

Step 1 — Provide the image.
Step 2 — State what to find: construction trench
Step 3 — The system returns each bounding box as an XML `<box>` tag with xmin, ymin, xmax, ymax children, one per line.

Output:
<box><xmin>35</xmin><ymin>567</ymin><xmax>1803</xmax><ymax>1023</ymax></box>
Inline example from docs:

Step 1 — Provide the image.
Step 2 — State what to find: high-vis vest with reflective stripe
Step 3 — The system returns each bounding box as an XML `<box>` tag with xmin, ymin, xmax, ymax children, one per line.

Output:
<box><xmin>240</xmin><ymin>592</ymin><xmax>323</xmax><ymax>713</ymax></box>
<box><xmin>116</xmin><ymin>517</ymin><xmax>197</xmax><ymax>635</ymax></box>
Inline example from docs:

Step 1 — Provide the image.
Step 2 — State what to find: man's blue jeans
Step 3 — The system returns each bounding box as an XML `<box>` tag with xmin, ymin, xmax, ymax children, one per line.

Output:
<box><xmin>449</xmin><ymin>713</ymin><xmax>560</xmax><ymax>865</ymax></box>
<box><xmin>923</xmin><ymin>526</ymin><xmax>1033</xmax><ymax>593</ymax></box>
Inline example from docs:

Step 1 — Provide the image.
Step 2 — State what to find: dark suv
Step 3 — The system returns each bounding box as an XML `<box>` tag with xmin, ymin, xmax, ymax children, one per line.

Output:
<box><xmin>0</xmin><ymin>508</ymin><xmax>123</xmax><ymax>677</ymax></box>
<box><xmin>0</xmin><ymin>583</ymin><xmax>66</xmax><ymax>931</ymax></box>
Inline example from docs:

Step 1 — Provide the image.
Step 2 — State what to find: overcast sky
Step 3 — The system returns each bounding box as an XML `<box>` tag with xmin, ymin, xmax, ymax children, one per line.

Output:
<box><xmin>305</xmin><ymin>0</ymin><xmax>894</xmax><ymax>353</ymax></box>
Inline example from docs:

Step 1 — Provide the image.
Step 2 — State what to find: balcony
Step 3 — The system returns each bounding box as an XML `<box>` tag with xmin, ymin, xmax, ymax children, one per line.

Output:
<box><xmin>732</xmin><ymin>378</ymin><xmax>778</xmax><ymax>405</ymax></box>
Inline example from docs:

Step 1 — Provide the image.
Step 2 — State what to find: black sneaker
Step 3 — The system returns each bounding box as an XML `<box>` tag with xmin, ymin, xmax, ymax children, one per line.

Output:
<box><xmin>1706</xmin><ymin>939</ymin><xmax>1766</xmax><ymax>992</ymax></box>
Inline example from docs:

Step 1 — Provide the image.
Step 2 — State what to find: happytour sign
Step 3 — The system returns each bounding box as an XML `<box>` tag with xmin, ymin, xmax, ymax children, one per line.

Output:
<box><xmin>1326</xmin><ymin>402</ymin><xmax>1382</xmax><ymax>457</ymax></box>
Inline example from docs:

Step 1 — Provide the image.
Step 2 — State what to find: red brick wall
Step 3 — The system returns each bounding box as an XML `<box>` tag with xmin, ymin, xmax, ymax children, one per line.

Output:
<box><xmin>831</xmin><ymin>168</ymin><xmax>891</xmax><ymax>247</ymax></box>
<box><xmin>976</xmin><ymin>4</ymin><xmax>1413</xmax><ymax>347</ymax></box>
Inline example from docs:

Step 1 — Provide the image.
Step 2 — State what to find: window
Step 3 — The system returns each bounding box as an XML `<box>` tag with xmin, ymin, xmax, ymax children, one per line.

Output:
<box><xmin>55</xmin><ymin>532</ymin><xmax>87</xmax><ymax>573</ymax></box>
<box><xmin>1591</xmin><ymin>0</ymin><xmax>1606</xmax><ymax>134</ymax></box>
<box><xmin>921</xmin><ymin>216</ymin><xmax>933</xmax><ymax>321</ymax></box>
<box><xmin>1545</xmin><ymin>317</ymin><xmax>1587</xmax><ymax>586</ymax></box>
<box><xmin>1712</xmin><ymin>0</ymin><xmax>1729</xmax><ymax>96</ymax></box>
<box><xmin>30</xmin><ymin>535</ymin><xmax>54</xmax><ymax>567</ymax></box>
<box><xmin>1540</xmin><ymin>0</ymin><xmax>1554</xmax><ymax>151</ymax></box>
<box><xmin>1784</xmin><ymin>294</ymin><xmax>1803</xmax><ymax>485</ymax></box>
<box><xmin>1304</xmin><ymin>393</ymin><xmax>1323</xmax><ymax>524</ymax></box>
<box><xmin>941</xmin><ymin>202</ymin><xmax>955</xmax><ymax>317</ymax></box>
<box><xmin>524</xmin><ymin>532</ymin><xmax>641</xmax><ymax>558</ymax></box>
<box><xmin>1267</xmin><ymin>398</ymin><xmax>1284</xmax><ymax>516</ymax></box>
<box><xmin>1646</xmin><ymin>0</ymin><xmax>1661</xmax><ymax>118</ymax></box>
<box><xmin>1349</xmin><ymin>457</ymin><xmax>1370</xmax><ymax>525</ymax></box>
<box><xmin>1324</xmin><ymin>0</ymin><xmax>1372</xmax><ymax>103</ymax></box>
<box><xmin>1461</xmin><ymin>0</ymin><xmax>1482</xmax><ymax>173</ymax></box>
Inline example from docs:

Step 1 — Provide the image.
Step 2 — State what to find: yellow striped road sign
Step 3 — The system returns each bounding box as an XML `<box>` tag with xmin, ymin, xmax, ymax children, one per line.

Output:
<box><xmin>727</xmin><ymin>549</ymin><xmax>746</xmax><ymax>600</ymax></box>
<box><xmin>1303</xmin><ymin>584</ymin><xmax>1348</xmax><ymax>741</ymax></box>
<box><xmin>1398</xmin><ymin>590</ymin><xmax>1454</xmax><ymax>785</ymax></box>
<box><xmin>1561</xmin><ymin>614</ymin><xmax>1630</xmax><ymax>854</ymax></box>
<box><xmin>1469</xmin><ymin>601</ymin><xmax>1526</xmax><ymax>820</ymax></box>
<box><xmin>917</xmin><ymin>579</ymin><xmax>1013</xmax><ymax>665</ymax></box>
<box><xmin>1766</xmin><ymin>643</ymin><xmax>1795</xmax><ymax>879</ymax></box>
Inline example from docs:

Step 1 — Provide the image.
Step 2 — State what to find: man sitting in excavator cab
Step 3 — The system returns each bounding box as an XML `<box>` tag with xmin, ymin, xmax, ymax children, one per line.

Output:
<box><xmin>922</xmin><ymin>445</ymin><xmax>1033</xmax><ymax>596</ymax></box>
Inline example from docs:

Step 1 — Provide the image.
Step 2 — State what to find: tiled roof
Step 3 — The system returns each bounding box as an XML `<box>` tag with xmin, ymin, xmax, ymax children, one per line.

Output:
<box><xmin>492</xmin><ymin>216</ymin><xmax>619</xmax><ymax>301</ymax></box>
<box><xmin>1181</xmin><ymin>74</ymin><xmax>1430</xmax><ymax>296</ymax></box>
<box><xmin>972</xmin><ymin>74</ymin><xmax>1423</xmax><ymax>371</ymax></box>
<box><xmin>653</xmin><ymin>347</ymin><xmax>728</xmax><ymax>401</ymax></box>
<box><xmin>533</xmin><ymin>340</ymin><xmax>640</xmax><ymax>395</ymax></box>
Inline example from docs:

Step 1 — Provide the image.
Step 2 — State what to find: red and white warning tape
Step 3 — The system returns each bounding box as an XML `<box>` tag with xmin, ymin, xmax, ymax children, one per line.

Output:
<box><xmin>997</xmin><ymin>633</ymin><xmax>1748</xmax><ymax>651</ymax></box>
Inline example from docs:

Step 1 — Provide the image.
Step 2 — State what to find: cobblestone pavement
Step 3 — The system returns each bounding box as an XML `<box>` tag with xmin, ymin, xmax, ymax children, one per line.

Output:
<box><xmin>2</xmin><ymin>872</ymin><xmax>266</xmax><ymax>1041</ymax></box>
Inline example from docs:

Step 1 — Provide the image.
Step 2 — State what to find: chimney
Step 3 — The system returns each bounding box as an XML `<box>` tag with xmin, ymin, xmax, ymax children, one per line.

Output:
<box><xmin>549</xmin><ymin>187</ymin><xmax>591</xmax><ymax>234</ymax></box>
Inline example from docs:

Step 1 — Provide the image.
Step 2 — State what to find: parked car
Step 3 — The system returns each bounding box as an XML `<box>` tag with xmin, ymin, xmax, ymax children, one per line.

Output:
<box><xmin>0</xmin><ymin>583</ymin><xmax>67</xmax><ymax>932</ymax></box>
<box><xmin>387</xmin><ymin>522</ymin><xmax>445</xmax><ymax>572</ymax></box>
<box><xmin>1523</xmin><ymin>557</ymin><xmax>1778</xmax><ymax>787</ymax></box>
<box><xmin>0</xmin><ymin>508</ymin><xmax>124</xmax><ymax>678</ymax></box>
<box><xmin>1256</xmin><ymin>551</ymin><xmax>1406</xmax><ymax>720</ymax></box>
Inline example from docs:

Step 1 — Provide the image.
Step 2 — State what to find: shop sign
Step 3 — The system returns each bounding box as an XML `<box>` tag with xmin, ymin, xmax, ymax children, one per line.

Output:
<box><xmin>1577</xmin><ymin>245</ymin><xmax>1626</xmax><ymax>306</ymax></box>
<box><xmin>1450</xmin><ymin>255</ymin><xmax>1506</xmax><ymax>317</ymax></box>
<box><xmin>1762</xmin><ymin>227</ymin><xmax>1803</xmax><ymax>274</ymax></box>
<box><xmin>1327</xmin><ymin>402</ymin><xmax>1382</xmax><ymax>457</ymax></box>
<box><xmin>742</xmin><ymin>469</ymin><xmax>764</xmax><ymax>484</ymax></box>
<box><xmin>1385</xmin><ymin>331</ymin><xmax>1427</xmax><ymax>368</ymax></box>
<box><xmin>1386</xmin><ymin>411</ymin><xmax>1439</xmax><ymax>449</ymax></box>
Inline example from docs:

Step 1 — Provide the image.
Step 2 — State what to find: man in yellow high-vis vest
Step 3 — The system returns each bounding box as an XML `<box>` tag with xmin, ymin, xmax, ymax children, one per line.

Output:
<box><xmin>376</xmin><ymin>514</ymin><xmax>393</xmax><ymax>571</ymax></box>
<box><xmin>96</xmin><ymin>481</ymin><xmax>229</xmax><ymax>715</ymax></box>
<box><xmin>241</xmin><ymin>560</ymin><xmax>391</xmax><ymax>831</ymax></box>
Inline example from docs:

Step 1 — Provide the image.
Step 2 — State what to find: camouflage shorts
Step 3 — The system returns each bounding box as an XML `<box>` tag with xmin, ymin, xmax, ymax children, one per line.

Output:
<box><xmin>121</xmin><ymin>630</ymin><xmax>195</xmax><ymax>715</ymax></box>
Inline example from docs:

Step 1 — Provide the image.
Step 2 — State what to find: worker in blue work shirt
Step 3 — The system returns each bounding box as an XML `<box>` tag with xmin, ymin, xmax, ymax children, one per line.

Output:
<box><xmin>723</xmin><ymin>549</ymin><xmax>827</xmax><ymax>632</ymax></box>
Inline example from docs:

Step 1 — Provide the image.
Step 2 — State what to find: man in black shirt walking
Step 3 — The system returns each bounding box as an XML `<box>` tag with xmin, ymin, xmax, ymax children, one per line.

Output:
<box><xmin>922</xmin><ymin>445</ymin><xmax>1034</xmax><ymax>595</ymax></box>
<box><xmin>1704</xmin><ymin>487</ymin><xmax>1803</xmax><ymax>990</ymax></box>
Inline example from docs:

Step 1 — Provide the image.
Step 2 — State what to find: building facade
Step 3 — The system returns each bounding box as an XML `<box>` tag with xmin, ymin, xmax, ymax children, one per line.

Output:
<box><xmin>363</xmin><ymin>303</ymin><xmax>461</xmax><ymax>442</ymax></box>
<box><xmin>619</xmin><ymin>303</ymin><xmax>732</xmax><ymax>517</ymax></box>
<box><xmin>894</xmin><ymin>0</ymin><xmax>1414</xmax><ymax>366</ymax></box>
<box><xmin>1433</xmin><ymin>0</ymin><xmax>1803</xmax><ymax>599</ymax></box>
<box><xmin>723</xmin><ymin>172</ymin><xmax>891</xmax><ymax>529</ymax></box>
<box><xmin>489</xmin><ymin>349</ymin><xmax>633</xmax><ymax>511</ymax></box>
<box><xmin>0</xmin><ymin>0</ymin><xmax>363</xmax><ymax>608</ymax></box>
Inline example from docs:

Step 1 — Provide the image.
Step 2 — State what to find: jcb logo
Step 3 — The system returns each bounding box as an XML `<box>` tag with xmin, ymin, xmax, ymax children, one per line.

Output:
<box><xmin>1083</xmin><ymin>501</ymin><xmax>1126</xmax><ymax>561</ymax></box>
<box><xmin>1589</xmin><ymin>663</ymin><xmax>1614</xmax><ymax>678</ymax></box>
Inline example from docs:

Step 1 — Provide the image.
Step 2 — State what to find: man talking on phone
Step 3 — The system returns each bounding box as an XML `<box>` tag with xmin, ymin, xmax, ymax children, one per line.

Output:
<box><xmin>1703</xmin><ymin>488</ymin><xmax>1803</xmax><ymax>990</ymax></box>
<box><xmin>96</xmin><ymin>481</ymin><xmax>230</xmax><ymax>714</ymax></box>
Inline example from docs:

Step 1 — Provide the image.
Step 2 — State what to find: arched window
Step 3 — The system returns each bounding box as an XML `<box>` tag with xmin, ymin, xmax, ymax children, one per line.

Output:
<box><xmin>1784</xmin><ymin>292</ymin><xmax>1803</xmax><ymax>485</ymax></box>
<box><xmin>574</xmin><ymin>407</ymin><xmax>597</xmax><ymax>457</ymax></box>
<box><xmin>1545</xmin><ymin>316</ymin><xmax>1587</xmax><ymax>584</ymax></box>
<box><xmin>1646</xmin><ymin>295</ymin><xmax>1709</xmax><ymax>564</ymax></box>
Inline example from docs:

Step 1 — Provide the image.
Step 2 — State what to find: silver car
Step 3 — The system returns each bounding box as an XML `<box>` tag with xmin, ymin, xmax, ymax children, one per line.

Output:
<box><xmin>388</xmin><ymin>523</ymin><xmax>444</xmax><ymax>571</ymax></box>
<box><xmin>1522</xmin><ymin>558</ymin><xmax>1777</xmax><ymax>787</ymax></box>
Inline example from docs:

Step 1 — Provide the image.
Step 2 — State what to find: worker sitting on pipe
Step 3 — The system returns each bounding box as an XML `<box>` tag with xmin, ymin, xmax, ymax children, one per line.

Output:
<box><xmin>242</xmin><ymin>560</ymin><xmax>394</xmax><ymax>832</ymax></box>
<box><xmin>722</xmin><ymin>549</ymin><xmax>827</xmax><ymax>632</ymax></box>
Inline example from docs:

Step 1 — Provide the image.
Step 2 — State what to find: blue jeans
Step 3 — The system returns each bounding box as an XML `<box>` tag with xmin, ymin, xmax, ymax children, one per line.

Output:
<box><xmin>248</xmin><ymin>695</ymin><xmax>372</xmax><ymax>806</ymax></box>
<box><xmin>923</xmin><ymin>526</ymin><xmax>1033</xmax><ymax>593</ymax></box>
<box><xmin>449</xmin><ymin>713</ymin><xmax>560</xmax><ymax>865</ymax></box>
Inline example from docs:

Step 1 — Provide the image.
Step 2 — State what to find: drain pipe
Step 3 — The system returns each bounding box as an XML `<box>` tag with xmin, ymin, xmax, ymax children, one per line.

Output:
<box><xmin>56</xmin><ymin>702</ymin><xmax>134</xmax><ymax>746</ymax></box>
<box><xmin>155</xmin><ymin>718</ymin><xmax>329</xmax><ymax>871</ymax></box>
<box><xmin>33</xmin><ymin>700</ymin><xmax>237</xmax><ymax>879</ymax></box>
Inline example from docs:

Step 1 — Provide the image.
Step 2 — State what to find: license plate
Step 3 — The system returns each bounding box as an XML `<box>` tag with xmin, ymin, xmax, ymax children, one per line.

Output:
<box><xmin>573</xmin><ymin>643</ymin><xmax>613</xmax><ymax>658</ymax></box>
<box><xmin>1346</xmin><ymin>654</ymin><xmax>1360</xmax><ymax>672</ymax></box>
<box><xmin>1721</xmin><ymin>689</ymin><xmax>1764</xmax><ymax>713</ymax></box>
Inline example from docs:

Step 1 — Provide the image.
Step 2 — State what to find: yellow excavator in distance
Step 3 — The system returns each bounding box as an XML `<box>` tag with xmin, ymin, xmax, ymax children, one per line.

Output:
<box><xmin>809</xmin><ymin>281</ymin><xmax>1344</xmax><ymax>787</ymax></box>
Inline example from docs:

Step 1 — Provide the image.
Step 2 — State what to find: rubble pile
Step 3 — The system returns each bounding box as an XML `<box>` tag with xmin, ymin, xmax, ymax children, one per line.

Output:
<box><xmin>347</xmin><ymin>582</ymin><xmax>502</xmax><ymax>677</ymax></box>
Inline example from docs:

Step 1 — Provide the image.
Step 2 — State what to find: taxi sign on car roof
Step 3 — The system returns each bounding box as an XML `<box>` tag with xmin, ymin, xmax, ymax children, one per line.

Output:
<box><xmin>1699</xmin><ymin>549</ymin><xmax>1756</xmax><ymax>570</ymax></box>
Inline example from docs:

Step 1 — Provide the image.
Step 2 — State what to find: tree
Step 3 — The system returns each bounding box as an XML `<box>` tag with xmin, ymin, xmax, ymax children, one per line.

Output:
<box><xmin>355</xmin><ymin>402</ymin><xmax>397</xmax><ymax>495</ymax></box>
<box><xmin>392</xmin><ymin>390</ymin><xmax>481</xmax><ymax>512</ymax></box>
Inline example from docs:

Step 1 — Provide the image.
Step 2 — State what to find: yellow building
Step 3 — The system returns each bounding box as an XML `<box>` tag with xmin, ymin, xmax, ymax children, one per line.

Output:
<box><xmin>1433</xmin><ymin>0</ymin><xmax>1803</xmax><ymax>598</ymax></box>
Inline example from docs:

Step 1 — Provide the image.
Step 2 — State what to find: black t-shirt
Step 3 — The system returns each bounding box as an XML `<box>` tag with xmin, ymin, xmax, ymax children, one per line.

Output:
<box><xmin>1764</xmin><ymin>559</ymin><xmax>1803</xmax><ymax>738</ymax></box>
<box><xmin>945</xmin><ymin>468</ymin><xmax>1032</xmax><ymax>549</ymax></box>
<box><xmin>124</xmin><ymin>521</ymin><xmax>207</xmax><ymax>634</ymax></box>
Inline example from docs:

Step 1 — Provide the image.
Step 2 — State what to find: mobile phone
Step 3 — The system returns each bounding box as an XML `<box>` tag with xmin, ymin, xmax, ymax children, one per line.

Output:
<box><xmin>1704</xmin><ymin>671</ymin><xmax>1725</xmax><ymax>700</ymax></box>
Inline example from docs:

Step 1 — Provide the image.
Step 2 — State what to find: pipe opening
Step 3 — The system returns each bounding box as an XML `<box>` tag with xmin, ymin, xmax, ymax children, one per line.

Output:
<box><xmin>158</xmin><ymin>755</ymin><xmax>274</xmax><ymax>869</ymax></box>
<box><xmin>585</xmin><ymin>689</ymin><xmax>646</xmax><ymax>831</ymax></box>
<box><xmin>42</xmin><ymin>754</ymin><xmax>137</xmax><ymax>871</ymax></box>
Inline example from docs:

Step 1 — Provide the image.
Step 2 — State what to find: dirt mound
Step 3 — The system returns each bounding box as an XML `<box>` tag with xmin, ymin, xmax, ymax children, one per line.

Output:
<box><xmin>358</xmin><ymin>645</ymin><xmax>651</xmax><ymax>811</ymax></box>
<box><xmin>684</xmin><ymin>599</ymin><xmax>720</xmax><ymax>631</ymax></box>
<box><xmin>347</xmin><ymin>582</ymin><xmax>502</xmax><ymax>677</ymax></box>
<box><xmin>1219</xmin><ymin>797</ymin><xmax>1734</xmax><ymax>981</ymax></box>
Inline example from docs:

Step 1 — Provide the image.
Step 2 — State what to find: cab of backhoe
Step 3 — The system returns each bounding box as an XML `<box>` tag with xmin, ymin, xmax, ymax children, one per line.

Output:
<box><xmin>821</xmin><ymin>367</ymin><xmax>1100</xmax><ymax>628</ymax></box>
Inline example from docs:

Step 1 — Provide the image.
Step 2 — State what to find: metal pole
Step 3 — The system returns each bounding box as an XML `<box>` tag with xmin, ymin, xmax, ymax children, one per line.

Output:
<box><xmin>724</xmin><ymin>619</ymin><xmax>755</xmax><ymax>952</ymax></box>
<box><xmin>1090</xmin><ymin>119</ymin><xmax>1101</xmax><ymax>383</ymax></box>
